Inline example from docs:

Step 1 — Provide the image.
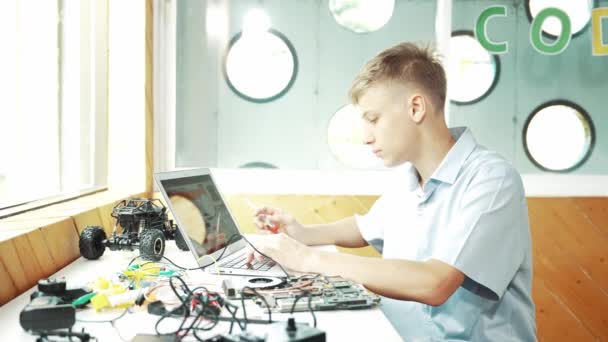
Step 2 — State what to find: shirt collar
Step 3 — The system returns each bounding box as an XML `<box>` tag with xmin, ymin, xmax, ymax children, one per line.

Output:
<box><xmin>429</xmin><ymin>127</ymin><xmax>477</xmax><ymax>185</ymax></box>
<box><xmin>401</xmin><ymin>127</ymin><xmax>477</xmax><ymax>192</ymax></box>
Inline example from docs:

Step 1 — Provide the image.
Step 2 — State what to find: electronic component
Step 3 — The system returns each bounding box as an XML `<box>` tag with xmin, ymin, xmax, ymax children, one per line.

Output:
<box><xmin>20</xmin><ymin>296</ymin><xmax>75</xmax><ymax>331</ymax></box>
<box><xmin>246</xmin><ymin>277</ymin><xmax>284</xmax><ymax>289</ymax></box>
<box><xmin>223</xmin><ymin>277</ymin><xmax>285</xmax><ymax>299</ymax></box>
<box><xmin>37</xmin><ymin>278</ymin><xmax>67</xmax><ymax>294</ymax></box>
<box><xmin>222</xmin><ymin>278</ymin><xmax>238</xmax><ymax>299</ymax></box>
<box><xmin>220</xmin><ymin>318</ymin><xmax>325</xmax><ymax>342</ymax></box>
<box><xmin>20</xmin><ymin>278</ymin><xmax>91</xmax><ymax>333</ymax></box>
<box><xmin>251</xmin><ymin>276</ymin><xmax>380</xmax><ymax>313</ymax></box>
<box><xmin>30</xmin><ymin>278</ymin><xmax>91</xmax><ymax>303</ymax></box>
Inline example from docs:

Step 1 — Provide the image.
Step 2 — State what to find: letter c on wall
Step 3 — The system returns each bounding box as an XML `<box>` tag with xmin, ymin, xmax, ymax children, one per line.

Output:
<box><xmin>475</xmin><ymin>5</ymin><xmax>508</xmax><ymax>54</ymax></box>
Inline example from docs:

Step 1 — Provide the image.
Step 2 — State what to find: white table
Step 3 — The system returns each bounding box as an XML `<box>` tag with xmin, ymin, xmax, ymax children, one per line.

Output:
<box><xmin>0</xmin><ymin>243</ymin><xmax>403</xmax><ymax>341</ymax></box>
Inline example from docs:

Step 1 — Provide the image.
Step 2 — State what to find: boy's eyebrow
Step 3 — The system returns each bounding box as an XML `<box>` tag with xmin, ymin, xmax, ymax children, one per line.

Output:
<box><xmin>362</xmin><ymin>111</ymin><xmax>376</xmax><ymax>119</ymax></box>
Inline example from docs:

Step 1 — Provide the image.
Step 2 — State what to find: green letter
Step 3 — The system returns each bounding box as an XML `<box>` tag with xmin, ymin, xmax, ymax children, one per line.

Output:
<box><xmin>475</xmin><ymin>5</ymin><xmax>508</xmax><ymax>54</ymax></box>
<box><xmin>530</xmin><ymin>7</ymin><xmax>571</xmax><ymax>55</ymax></box>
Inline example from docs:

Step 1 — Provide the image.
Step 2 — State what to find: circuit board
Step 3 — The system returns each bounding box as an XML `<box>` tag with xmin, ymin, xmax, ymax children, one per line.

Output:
<box><xmin>251</xmin><ymin>275</ymin><xmax>381</xmax><ymax>313</ymax></box>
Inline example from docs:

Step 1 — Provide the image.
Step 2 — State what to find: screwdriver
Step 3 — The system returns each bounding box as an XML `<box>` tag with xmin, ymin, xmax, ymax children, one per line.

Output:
<box><xmin>244</xmin><ymin>198</ymin><xmax>280</xmax><ymax>233</ymax></box>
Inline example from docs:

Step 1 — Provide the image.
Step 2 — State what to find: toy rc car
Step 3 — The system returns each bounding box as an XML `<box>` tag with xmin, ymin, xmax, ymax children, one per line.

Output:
<box><xmin>79</xmin><ymin>198</ymin><xmax>189</xmax><ymax>261</ymax></box>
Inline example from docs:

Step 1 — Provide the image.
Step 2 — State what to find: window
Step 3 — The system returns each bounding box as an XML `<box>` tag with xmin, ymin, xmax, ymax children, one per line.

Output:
<box><xmin>239</xmin><ymin>162</ymin><xmax>278</xmax><ymax>169</ymax></box>
<box><xmin>329</xmin><ymin>0</ymin><xmax>394</xmax><ymax>33</ymax></box>
<box><xmin>448</xmin><ymin>31</ymin><xmax>500</xmax><ymax>105</ymax></box>
<box><xmin>0</xmin><ymin>0</ymin><xmax>108</xmax><ymax>210</ymax></box>
<box><xmin>224</xmin><ymin>29</ymin><xmax>297</xmax><ymax>103</ymax></box>
<box><xmin>327</xmin><ymin>104</ymin><xmax>384</xmax><ymax>169</ymax></box>
<box><xmin>526</xmin><ymin>0</ymin><xmax>595</xmax><ymax>38</ymax></box>
<box><xmin>523</xmin><ymin>100</ymin><xmax>595</xmax><ymax>172</ymax></box>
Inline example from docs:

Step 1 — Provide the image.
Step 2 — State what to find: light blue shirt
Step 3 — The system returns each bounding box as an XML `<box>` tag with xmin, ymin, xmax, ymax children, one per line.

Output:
<box><xmin>356</xmin><ymin>127</ymin><xmax>536</xmax><ymax>341</ymax></box>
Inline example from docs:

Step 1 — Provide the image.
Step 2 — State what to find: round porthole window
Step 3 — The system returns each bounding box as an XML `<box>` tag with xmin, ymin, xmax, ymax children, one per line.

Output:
<box><xmin>523</xmin><ymin>101</ymin><xmax>595</xmax><ymax>172</ymax></box>
<box><xmin>329</xmin><ymin>0</ymin><xmax>394</xmax><ymax>33</ymax></box>
<box><xmin>526</xmin><ymin>0</ymin><xmax>594</xmax><ymax>38</ymax></box>
<box><xmin>327</xmin><ymin>104</ymin><xmax>384</xmax><ymax>169</ymax></box>
<box><xmin>224</xmin><ymin>29</ymin><xmax>297</xmax><ymax>103</ymax></box>
<box><xmin>239</xmin><ymin>162</ymin><xmax>278</xmax><ymax>169</ymax></box>
<box><xmin>447</xmin><ymin>31</ymin><xmax>500</xmax><ymax>105</ymax></box>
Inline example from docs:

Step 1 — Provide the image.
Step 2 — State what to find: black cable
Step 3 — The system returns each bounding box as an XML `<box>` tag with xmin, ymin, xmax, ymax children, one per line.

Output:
<box><xmin>241</xmin><ymin>286</ymin><xmax>272</xmax><ymax>324</ymax></box>
<box><xmin>153</xmin><ymin>274</ymin><xmax>243</xmax><ymax>341</ymax></box>
<box><xmin>149</xmin><ymin>276</ymin><xmax>312</xmax><ymax>341</ymax></box>
<box><xmin>154</xmin><ymin>276</ymin><xmax>195</xmax><ymax>336</ymax></box>
<box><xmin>181</xmin><ymin>288</ymin><xmax>221</xmax><ymax>340</ymax></box>
<box><xmin>240</xmin><ymin>290</ymin><xmax>248</xmax><ymax>332</ymax></box>
<box><xmin>179</xmin><ymin>310</ymin><xmax>206</xmax><ymax>342</ymax></box>
<box><xmin>34</xmin><ymin>329</ymin><xmax>92</xmax><ymax>342</ymax></box>
<box><xmin>130</xmin><ymin>234</ymin><xmax>242</xmax><ymax>271</ymax></box>
<box><xmin>150</xmin><ymin>275</ymin><xmax>250</xmax><ymax>339</ymax></box>
<box><xmin>289</xmin><ymin>291</ymin><xmax>317</xmax><ymax>327</ymax></box>
<box><xmin>239</xmin><ymin>234</ymin><xmax>291</xmax><ymax>279</ymax></box>
<box><xmin>223</xmin><ymin>300</ymin><xmax>245</xmax><ymax>334</ymax></box>
<box><xmin>129</xmin><ymin>233</ymin><xmax>291</xmax><ymax>279</ymax></box>
<box><xmin>215</xmin><ymin>316</ymin><xmax>273</xmax><ymax>325</ymax></box>
<box><xmin>142</xmin><ymin>238</ymin><xmax>304</xmax><ymax>340</ymax></box>
<box><xmin>75</xmin><ymin>307</ymin><xmax>130</xmax><ymax>341</ymax></box>
<box><xmin>161</xmin><ymin>276</ymin><xmax>197</xmax><ymax>336</ymax></box>
<box><xmin>307</xmin><ymin>293</ymin><xmax>317</xmax><ymax>328</ymax></box>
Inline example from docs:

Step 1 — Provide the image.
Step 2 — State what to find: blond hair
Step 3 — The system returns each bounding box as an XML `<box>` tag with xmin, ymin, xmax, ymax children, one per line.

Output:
<box><xmin>349</xmin><ymin>42</ymin><xmax>446</xmax><ymax>112</ymax></box>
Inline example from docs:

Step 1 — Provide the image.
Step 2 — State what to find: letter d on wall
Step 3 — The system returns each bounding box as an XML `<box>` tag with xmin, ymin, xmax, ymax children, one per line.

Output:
<box><xmin>592</xmin><ymin>7</ymin><xmax>608</xmax><ymax>56</ymax></box>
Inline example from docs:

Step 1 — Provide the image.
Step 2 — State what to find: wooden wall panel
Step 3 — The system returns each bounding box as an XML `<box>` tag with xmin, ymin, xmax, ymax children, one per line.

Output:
<box><xmin>572</xmin><ymin>197</ymin><xmax>608</xmax><ymax>236</ymax></box>
<box><xmin>0</xmin><ymin>259</ymin><xmax>18</xmax><ymax>305</ymax></box>
<box><xmin>225</xmin><ymin>194</ymin><xmax>381</xmax><ymax>258</ymax></box>
<box><xmin>529</xmin><ymin>197</ymin><xmax>608</xmax><ymax>340</ymax></box>
<box><xmin>0</xmin><ymin>239</ymin><xmax>30</xmax><ymax>294</ymax></box>
<box><xmin>11</xmin><ymin>234</ymin><xmax>45</xmax><ymax>290</ymax></box>
<box><xmin>98</xmin><ymin>202</ymin><xmax>119</xmax><ymax>236</ymax></box>
<box><xmin>533</xmin><ymin>279</ymin><xmax>596</xmax><ymax>342</ymax></box>
<box><xmin>39</xmin><ymin>218</ymin><xmax>80</xmax><ymax>270</ymax></box>
<box><xmin>72</xmin><ymin>209</ymin><xmax>104</xmax><ymax>234</ymax></box>
<box><xmin>26</xmin><ymin>229</ymin><xmax>59</xmax><ymax>277</ymax></box>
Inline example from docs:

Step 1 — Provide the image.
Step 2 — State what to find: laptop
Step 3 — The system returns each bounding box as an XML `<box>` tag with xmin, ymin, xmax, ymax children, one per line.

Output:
<box><xmin>154</xmin><ymin>168</ymin><xmax>288</xmax><ymax>278</ymax></box>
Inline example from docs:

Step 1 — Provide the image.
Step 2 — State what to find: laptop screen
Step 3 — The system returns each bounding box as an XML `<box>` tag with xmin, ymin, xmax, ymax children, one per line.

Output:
<box><xmin>159</xmin><ymin>173</ymin><xmax>241</xmax><ymax>259</ymax></box>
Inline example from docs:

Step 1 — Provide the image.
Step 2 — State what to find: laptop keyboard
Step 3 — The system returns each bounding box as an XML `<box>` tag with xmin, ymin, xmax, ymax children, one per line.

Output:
<box><xmin>219</xmin><ymin>254</ymin><xmax>276</xmax><ymax>271</ymax></box>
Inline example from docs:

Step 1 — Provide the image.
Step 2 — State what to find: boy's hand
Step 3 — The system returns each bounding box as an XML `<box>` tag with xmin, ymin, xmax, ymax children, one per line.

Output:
<box><xmin>245</xmin><ymin>233</ymin><xmax>315</xmax><ymax>273</ymax></box>
<box><xmin>253</xmin><ymin>206</ymin><xmax>304</xmax><ymax>237</ymax></box>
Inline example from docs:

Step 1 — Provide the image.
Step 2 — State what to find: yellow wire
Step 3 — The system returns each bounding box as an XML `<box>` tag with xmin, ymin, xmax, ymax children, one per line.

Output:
<box><xmin>199</xmin><ymin>254</ymin><xmax>220</xmax><ymax>275</ymax></box>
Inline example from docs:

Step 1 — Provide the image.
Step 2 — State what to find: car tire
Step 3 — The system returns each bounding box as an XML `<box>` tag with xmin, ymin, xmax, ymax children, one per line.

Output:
<box><xmin>79</xmin><ymin>226</ymin><xmax>107</xmax><ymax>260</ymax></box>
<box><xmin>139</xmin><ymin>229</ymin><xmax>165</xmax><ymax>261</ymax></box>
<box><xmin>174</xmin><ymin>228</ymin><xmax>189</xmax><ymax>251</ymax></box>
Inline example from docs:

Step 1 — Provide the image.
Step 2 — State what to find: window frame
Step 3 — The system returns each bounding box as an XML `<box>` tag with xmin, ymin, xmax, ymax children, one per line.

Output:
<box><xmin>0</xmin><ymin>0</ymin><xmax>109</xmax><ymax>215</ymax></box>
<box><xmin>222</xmin><ymin>28</ymin><xmax>299</xmax><ymax>104</ymax></box>
<box><xmin>328</xmin><ymin>0</ymin><xmax>395</xmax><ymax>34</ymax></box>
<box><xmin>449</xmin><ymin>30</ymin><xmax>501</xmax><ymax>106</ymax></box>
<box><xmin>524</xmin><ymin>0</ymin><xmax>598</xmax><ymax>40</ymax></box>
<box><xmin>59</xmin><ymin>0</ymin><xmax>109</xmax><ymax>190</ymax></box>
<box><xmin>522</xmin><ymin>99</ymin><xmax>596</xmax><ymax>173</ymax></box>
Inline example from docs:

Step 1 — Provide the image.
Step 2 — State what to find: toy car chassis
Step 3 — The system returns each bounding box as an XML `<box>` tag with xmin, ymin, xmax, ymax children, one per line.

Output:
<box><xmin>79</xmin><ymin>198</ymin><xmax>188</xmax><ymax>261</ymax></box>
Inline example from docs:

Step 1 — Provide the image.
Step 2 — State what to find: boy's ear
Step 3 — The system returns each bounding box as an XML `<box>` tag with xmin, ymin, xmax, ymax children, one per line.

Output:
<box><xmin>408</xmin><ymin>94</ymin><xmax>426</xmax><ymax>124</ymax></box>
